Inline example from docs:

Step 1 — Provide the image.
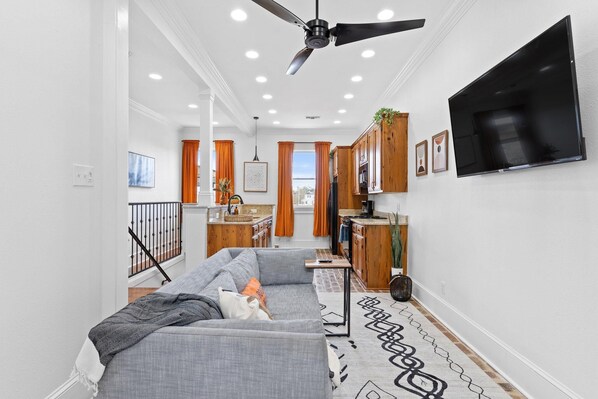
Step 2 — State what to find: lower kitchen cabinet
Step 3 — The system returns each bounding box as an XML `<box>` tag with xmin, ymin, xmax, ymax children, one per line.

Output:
<box><xmin>351</xmin><ymin>222</ymin><xmax>408</xmax><ymax>290</ymax></box>
<box><xmin>207</xmin><ymin>217</ymin><xmax>272</xmax><ymax>256</ymax></box>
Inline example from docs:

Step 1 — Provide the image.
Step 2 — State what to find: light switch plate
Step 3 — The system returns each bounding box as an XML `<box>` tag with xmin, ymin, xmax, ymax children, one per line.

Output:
<box><xmin>73</xmin><ymin>164</ymin><xmax>94</xmax><ymax>186</ymax></box>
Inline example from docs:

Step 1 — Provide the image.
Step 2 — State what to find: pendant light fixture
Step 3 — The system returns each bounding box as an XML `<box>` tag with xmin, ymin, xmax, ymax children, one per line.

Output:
<box><xmin>252</xmin><ymin>116</ymin><xmax>260</xmax><ymax>161</ymax></box>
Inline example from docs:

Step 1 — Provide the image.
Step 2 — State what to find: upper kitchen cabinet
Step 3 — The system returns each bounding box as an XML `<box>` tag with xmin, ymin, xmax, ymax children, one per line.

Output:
<box><xmin>364</xmin><ymin>113</ymin><xmax>409</xmax><ymax>194</ymax></box>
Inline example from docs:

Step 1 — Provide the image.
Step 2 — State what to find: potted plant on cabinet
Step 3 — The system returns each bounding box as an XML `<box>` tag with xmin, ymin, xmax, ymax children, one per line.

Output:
<box><xmin>388</xmin><ymin>212</ymin><xmax>412</xmax><ymax>301</ymax></box>
<box><xmin>373</xmin><ymin>107</ymin><xmax>401</xmax><ymax>126</ymax></box>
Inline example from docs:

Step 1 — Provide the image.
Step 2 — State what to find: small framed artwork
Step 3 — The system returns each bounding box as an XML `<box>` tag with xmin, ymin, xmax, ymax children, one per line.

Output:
<box><xmin>432</xmin><ymin>130</ymin><xmax>449</xmax><ymax>173</ymax></box>
<box><xmin>244</xmin><ymin>162</ymin><xmax>268</xmax><ymax>192</ymax></box>
<box><xmin>415</xmin><ymin>140</ymin><xmax>428</xmax><ymax>176</ymax></box>
<box><xmin>128</xmin><ymin>152</ymin><xmax>155</xmax><ymax>188</ymax></box>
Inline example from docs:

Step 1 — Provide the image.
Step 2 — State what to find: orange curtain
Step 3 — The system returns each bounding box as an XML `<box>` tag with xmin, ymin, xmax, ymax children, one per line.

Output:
<box><xmin>214</xmin><ymin>140</ymin><xmax>235</xmax><ymax>203</ymax></box>
<box><xmin>181</xmin><ymin>140</ymin><xmax>199</xmax><ymax>203</ymax></box>
<box><xmin>275</xmin><ymin>142</ymin><xmax>294</xmax><ymax>237</ymax></box>
<box><xmin>313</xmin><ymin>141</ymin><xmax>331</xmax><ymax>236</ymax></box>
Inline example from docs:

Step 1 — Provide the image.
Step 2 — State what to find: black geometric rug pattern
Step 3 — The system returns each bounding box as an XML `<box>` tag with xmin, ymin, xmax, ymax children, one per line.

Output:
<box><xmin>358</xmin><ymin>296</ymin><xmax>448</xmax><ymax>397</ymax></box>
<box><xmin>320</xmin><ymin>293</ymin><xmax>511</xmax><ymax>399</ymax></box>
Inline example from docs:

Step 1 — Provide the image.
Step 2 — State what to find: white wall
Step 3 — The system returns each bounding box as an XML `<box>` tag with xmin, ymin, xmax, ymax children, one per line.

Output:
<box><xmin>181</xmin><ymin>126</ymin><xmax>358</xmax><ymax>247</ymax></box>
<box><xmin>128</xmin><ymin>105</ymin><xmax>182</xmax><ymax>202</ymax></box>
<box><xmin>373</xmin><ymin>1</ymin><xmax>598</xmax><ymax>398</ymax></box>
<box><xmin>0</xmin><ymin>1</ymin><xmax>128</xmax><ymax>398</ymax></box>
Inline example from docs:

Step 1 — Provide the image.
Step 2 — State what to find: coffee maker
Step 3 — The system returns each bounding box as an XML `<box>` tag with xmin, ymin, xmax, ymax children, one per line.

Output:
<box><xmin>361</xmin><ymin>200</ymin><xmax>375</xmax><ymax>217</ymax></box>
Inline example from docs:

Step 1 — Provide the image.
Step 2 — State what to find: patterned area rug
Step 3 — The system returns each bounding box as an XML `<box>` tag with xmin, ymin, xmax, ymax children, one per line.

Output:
<box><xmin>319</xmin><ymin>293</ymin><xmax>511</xmax><ymax>399</ymax></box>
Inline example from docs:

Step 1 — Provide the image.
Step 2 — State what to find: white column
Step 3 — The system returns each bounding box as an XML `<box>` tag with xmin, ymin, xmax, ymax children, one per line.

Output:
<box><xmin>198</xmin><ymin>91</ymin><xmax>215</xmax><ymax>206</ymax></box>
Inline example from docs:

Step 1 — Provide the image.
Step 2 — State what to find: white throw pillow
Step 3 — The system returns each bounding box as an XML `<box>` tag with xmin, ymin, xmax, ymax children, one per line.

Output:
<box><xmin>327</xmin><ymin>340</ymin><xmax>341</xmax><ymax>389</ymax></box>
<box><xmin>218</xmin><ymin>288</ymin><xmax>270</xmax><ymax>320</ymax></box>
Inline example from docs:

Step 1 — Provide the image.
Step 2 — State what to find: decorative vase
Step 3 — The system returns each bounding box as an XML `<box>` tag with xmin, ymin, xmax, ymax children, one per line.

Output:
<box><xmin>389</xmin><ymin>274</ymin><xmax>412</xmax><ymax>302</ymax></box>
<box><xmin>220</xmin><ymin>192</ymin><xmax>227</xmax><ymax>205</ymax></box>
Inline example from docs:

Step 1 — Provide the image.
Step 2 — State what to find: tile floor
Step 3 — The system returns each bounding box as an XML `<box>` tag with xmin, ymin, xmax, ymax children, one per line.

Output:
<box><xmin>314</xmin><ymin>249</ymin><xmax>526</xmax><ymax>399</ymax></box>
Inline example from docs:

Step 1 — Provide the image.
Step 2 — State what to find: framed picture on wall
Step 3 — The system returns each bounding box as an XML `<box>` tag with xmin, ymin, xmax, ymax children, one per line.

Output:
<box><xmin>432</xmin><ymin>130</ymin><xmax>449</xmax><ymax>173</ymax></box>
<box><xmin>244</xmin><ymin>162</ymin><xmax>268</xmax><ymax>192</ymax></box>
<box><xmin>128</xmin><ymin>152</ymin><xmax>155</xmax><ymax>188</ymax></box>
<box><xmin>415</xmin><ymin>140</ymin><xmax>428</xmax><ymax>176</ymax></box>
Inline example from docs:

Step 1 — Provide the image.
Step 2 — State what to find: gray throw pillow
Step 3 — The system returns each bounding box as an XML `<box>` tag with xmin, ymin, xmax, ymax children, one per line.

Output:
<box><xmin>256</xmin><ymin>248</ymin><xmax>316</xmax><ymax>285</ymax></box>
<box><xmin>219</xmin><ymin>249</ymin><xmax>259</xmax><ymax>292</ymax></box>
<box><xmin>198</xmin><ymin>271</ymin><xmax>237</xmax><ymax>305</ymax></box>
<box><xmin>158</xmin><ymin>248</ymin><xmax>233</xmax><ymax>295</ymax></box>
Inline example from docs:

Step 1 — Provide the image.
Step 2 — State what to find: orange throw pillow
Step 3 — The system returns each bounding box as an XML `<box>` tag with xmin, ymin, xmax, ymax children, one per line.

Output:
<box><xmin>241</xmin><ymin>277</ymin><xmax>267</xmax><ymax>308</ymax></box>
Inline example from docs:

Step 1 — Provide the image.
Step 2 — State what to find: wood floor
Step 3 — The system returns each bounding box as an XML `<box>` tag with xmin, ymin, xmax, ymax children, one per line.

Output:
<box><xmin>128</xmin><ymin>248</ymin><xmax>525</xmax><ymax>398</ymax></box>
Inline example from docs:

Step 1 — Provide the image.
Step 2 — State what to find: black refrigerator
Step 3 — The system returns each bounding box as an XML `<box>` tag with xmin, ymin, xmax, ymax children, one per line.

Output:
<box><xmin>328</xmin><ymin>179</ymin><xmax>339</xmax><ymax>254</ymax></box>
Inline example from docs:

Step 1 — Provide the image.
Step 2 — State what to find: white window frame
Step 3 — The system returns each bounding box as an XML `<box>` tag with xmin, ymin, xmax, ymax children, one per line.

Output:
<box><xmin>292</xmin><ymin>143</ymin><xmax>316</xmax><ymax>210</ymax></box>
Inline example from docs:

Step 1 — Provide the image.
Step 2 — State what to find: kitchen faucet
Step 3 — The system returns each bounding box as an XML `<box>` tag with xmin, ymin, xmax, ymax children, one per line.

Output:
<box><xmin>227</xmin><ymin>194</ymin><xmax>244</xmax><ymax>215</ymax></box>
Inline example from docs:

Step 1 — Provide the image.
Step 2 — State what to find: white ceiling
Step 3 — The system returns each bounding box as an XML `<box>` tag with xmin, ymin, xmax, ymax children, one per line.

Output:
<box><xmin>130</xmin><ymin>0</ymin><xmax>449</xmax><ymax>131</ymax></box>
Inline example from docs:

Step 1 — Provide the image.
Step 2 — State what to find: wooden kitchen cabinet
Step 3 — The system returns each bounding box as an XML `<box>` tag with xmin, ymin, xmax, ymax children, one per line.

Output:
<box><xmin>332</xmin><ymin>148</ymin><xmax>339</xmax><ymax>177</ymax></box>
<box><xmin>354</xmin><ymin>113</ymin><xmax>408</xmax><ymax>194</ymax></box>
<box><xmin>351</xmin><ymin>146</ymin><xmax>360</xmax><ymax>195</ymax></box>
<box><xmin>351</xmin><ymin>221</ymin><xmax>408</xmax><ymax>290</ymax></box>
<box><xmin>207</xmin><ymin>216</ymin><xmax>272</xmax><ymax>256</ymax></box>
<box><xmin>334</xmin><ymin>146</ymin><xmax>366</xmax><ymax>208</ymax></box>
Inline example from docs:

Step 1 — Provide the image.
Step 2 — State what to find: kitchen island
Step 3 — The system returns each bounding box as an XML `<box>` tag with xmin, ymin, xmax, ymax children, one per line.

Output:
<box><xmin>206</xmin><ymin>204</ymin><xmax>274</xmax><ymax>256</ymax></box>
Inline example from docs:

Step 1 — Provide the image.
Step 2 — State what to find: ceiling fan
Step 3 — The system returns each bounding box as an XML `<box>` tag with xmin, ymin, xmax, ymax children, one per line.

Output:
<box><xmin>251</xmin><ymin>0</ymin><xmax>425</xmax><ymax>75</ymax></box>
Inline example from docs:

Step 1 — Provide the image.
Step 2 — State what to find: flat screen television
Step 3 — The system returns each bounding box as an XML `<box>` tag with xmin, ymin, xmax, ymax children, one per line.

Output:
<box><xmin>448</xmin><ymin>16</ymin><xmax>585</xmax><ymax>178</ymax></box>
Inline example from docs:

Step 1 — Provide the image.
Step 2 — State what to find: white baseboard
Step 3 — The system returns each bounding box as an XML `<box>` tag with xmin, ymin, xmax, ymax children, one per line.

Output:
<box><xmin>45</xmin><ymin>375</ymin><xmax>90</xmax><ymax>399</ymax></box>
<box><xmin>411</xmin><ymin>278</ymin><xmax>581</xmax><ymax>399</ymax></box>
<box><xmin>128</xmin><ymin>254</ymin><xmax>185</xmax><ymax>287</ymax></box>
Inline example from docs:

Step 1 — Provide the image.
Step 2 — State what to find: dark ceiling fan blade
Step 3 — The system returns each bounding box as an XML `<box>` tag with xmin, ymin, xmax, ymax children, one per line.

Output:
<box><xmin>286</xmin><ymin>47</ymin><xmax>314</xmax><ymax>75</ymax></box>
<box><xmin>332</xmin><ymin>19</ymin><xmax>425</xmax><ymax>46</ymax></box>
<box><xmin>251</xmin><ymin>0</ymin><xmax>310</xmax><ymax>30</ymax></box>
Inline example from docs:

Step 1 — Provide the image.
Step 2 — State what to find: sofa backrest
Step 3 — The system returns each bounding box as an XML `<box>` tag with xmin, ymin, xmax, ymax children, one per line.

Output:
<box><xmin>244</xmin><ymin>248</ymin><xmax>317</xmax><ymax>286</ymax></box>
<box><xmin>157</xmin><ymin>248</ymin><xmax>233</xmax><ymax>295</ymax></box>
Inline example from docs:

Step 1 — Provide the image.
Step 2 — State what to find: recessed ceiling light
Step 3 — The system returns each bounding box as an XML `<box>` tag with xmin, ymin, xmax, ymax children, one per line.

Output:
<box><xmin>188</xmin><ymin>103</ymin><xmax>198</xmax><ymax>109</ymax></box>
<box><xmin>262</xmin><ymin>94</ymin><xmax>273</xmax><ymax>100</ymax></box>
<box><xmin>268</xmin><ymin>109</ymin><xmax>277</xmax><ymax>114</ymax></box>
<box><xmin>245</xmin><ymin>50</ymin><xmax>259</xmax><ymax>59</ymax></box>
<box><xmin>213</xmin><ymin>121</ymin><xmax>219</xmax><ymax>125</ymax></box>
<box><xmin>338</xmin><ymin>109</ymin><xmax>347</xmax><ymax>114</ymax></box>
<box><xmin>256</xmin><ymin>76</ymin><xmax>267</xmax><ymax>83</ymax></box>
<box><xmin>334</xmin><ymin>120</ymin><xmax>341</xmax><ymax>124</ymax></box>
<box><xmin>230</xmin><ymin>9</ymin><xmax>247</xmax><ymax>21</ymax></box>
<box><xmin>351</xmin><ymin>75</ymin><xmax>363</xmax><ymax>82</ymax></box>
<box><xmin>361</xmin><ymin>50</ymin><xmax>375</xmax><ymax>58</ymax></box>
<box><xmin>273</xmin><ymin>121</ymin><xmax>280</xmax><ymax>125</ymax></box>
<box><xmin>148</xmin><ymin>73</ymin><xmax>163</xmax><ymax>80</ymax></box>
<box><xmin>377</xmin><ymin>9</ymin><xmax>394</xmax><ymax>21</ymax></box>
<box><xmin>344</xmin><ymin>93</ymin><xmax>354</xmax><ymax>100</ymax></box>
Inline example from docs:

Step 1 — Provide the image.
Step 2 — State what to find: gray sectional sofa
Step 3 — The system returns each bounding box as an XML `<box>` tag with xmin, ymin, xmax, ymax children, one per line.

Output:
<box><xmin>97</xmin><ymin>248</ymin><xmax>333</xmax><ymax>399</ymax></box>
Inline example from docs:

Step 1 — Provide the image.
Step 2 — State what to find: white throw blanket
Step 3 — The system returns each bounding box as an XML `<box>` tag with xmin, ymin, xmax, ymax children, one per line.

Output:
<box><xmin>71</xmin><ymin>338</ymin><xmax>105</xmax><ymax>396</ymax></box>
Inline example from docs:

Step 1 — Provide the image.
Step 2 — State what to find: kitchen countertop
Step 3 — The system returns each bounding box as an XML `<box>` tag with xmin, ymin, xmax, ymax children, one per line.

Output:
<box><xmin>207</xmin><ymin>214</ymin><xmax>272</xmax><ymax>225</ymax></box>
<box><xmin>339</xmin><ymin>208</ymin><xmax>408</xmax><ymax>225</ymax></box>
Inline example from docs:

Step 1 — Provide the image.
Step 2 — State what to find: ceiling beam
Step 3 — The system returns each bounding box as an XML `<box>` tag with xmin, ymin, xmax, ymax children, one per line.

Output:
<box><xmin>135</xmin><ymin>0</ymin><xmax>253</xmax><ymax>135</ymax></box>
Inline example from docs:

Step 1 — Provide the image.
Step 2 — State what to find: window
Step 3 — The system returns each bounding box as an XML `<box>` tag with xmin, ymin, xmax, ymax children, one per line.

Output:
<box><xmin>292</xmin><ymin>145</ymin><xmax>316</xmax><ymax>207</ymax></box>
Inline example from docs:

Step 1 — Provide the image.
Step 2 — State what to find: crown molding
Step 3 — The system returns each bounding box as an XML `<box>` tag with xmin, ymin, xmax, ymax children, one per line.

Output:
<box><xmin>129</xmin><ymin>99</ymin><xmax>182</xmax><ymax>131</ymax></box>
<box><xmin>374</xmin><ymin>0</ymin><xmax>478</xmax><ymax>109</ymax></box>
<box><xmin>134</xmin><ymin>0</ymin><xmax>252</xmax><ymax>134</ymax></box>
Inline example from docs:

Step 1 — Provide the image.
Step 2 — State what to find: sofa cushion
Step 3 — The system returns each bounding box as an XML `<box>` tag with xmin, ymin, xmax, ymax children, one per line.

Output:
<box><xmin>256</xmin><ymin>249</ymin><xmax>316</xmax><ymax>286</ymax></box>
<box><xmin>188</xmin><ymin>319</ymin><xmax>324</xmax><ymax>334</ymax></box>
<box><xmin>262</xmin><ymin>284</ymin><xmax>322</xmax><ymax>320</ymax></box>
<box><xmin>158</xmin><ymin>249</ymin><xmax>233</xmax><ymax>295</ymax></box>
<box><xmin>198</xmin><ymin>272</ymin><xmax>237</xmax><ymax>305</ymax></box>
<box><xmin>219</xmin><ymin>249</ymin><xmax>259</xmax><ymax>292</ymax></box>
